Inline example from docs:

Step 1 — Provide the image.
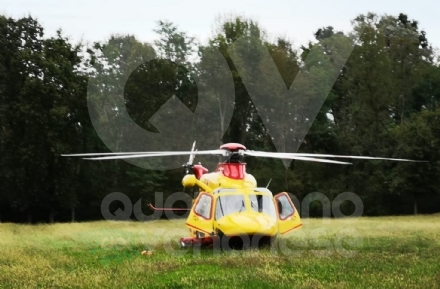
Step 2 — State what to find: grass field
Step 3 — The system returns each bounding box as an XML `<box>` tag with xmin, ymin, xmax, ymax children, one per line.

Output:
<box><xmin>0</xmin><ymin>215</ymin><xmax>439</xmax><ymax>288</ymax></box>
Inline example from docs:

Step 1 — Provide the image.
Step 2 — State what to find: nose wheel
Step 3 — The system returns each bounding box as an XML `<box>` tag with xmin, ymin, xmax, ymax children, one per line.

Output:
<box><xmin>180</xmin><ymin>231</ymin><xmax>217</xmax><ymax>248</ymax></box>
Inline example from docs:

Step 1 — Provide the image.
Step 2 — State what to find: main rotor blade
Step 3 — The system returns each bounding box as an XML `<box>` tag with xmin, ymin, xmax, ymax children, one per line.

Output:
<box><xmin>62</xmin><ymin>148</ymin><xmax>219</xmax><ymax>157</ymax></box>
<box><xmin>243</xmin><ymin>151</ymin><xmax>352</xmax><ymax>165</ymax></box>
<box><xmin>82</xmin><ymin>150</ymin><xmax>226</xmax><ymax>160</ymax></box>
<box><xmin>62</xmin><ymin>152</ymin><xmax>165</xmax><ymax>157</ymax></box>
<box><xmin>276</xmin><ymin>152</ymin><xmax>426</xmax><ymax>162</ymax></box>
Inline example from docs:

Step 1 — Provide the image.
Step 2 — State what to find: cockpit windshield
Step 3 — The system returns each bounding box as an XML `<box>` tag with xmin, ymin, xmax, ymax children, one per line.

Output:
<box><xmin>249</xmin><ymin>194</ymin><xmax>277</xmax><ymax>218</ymax></box>
<box><xmin>214</xmin><ymin>193</ymin><xmax>277</xmax><ymax>220</ymax></box>
<box><xmin>215</xmin><ymin>194</ymin><xmax>246</xmax><ymax>220</ymax></box>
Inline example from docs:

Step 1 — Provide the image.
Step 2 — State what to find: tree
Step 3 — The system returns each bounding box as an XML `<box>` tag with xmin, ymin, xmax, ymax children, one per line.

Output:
<box><xmin>205</xmin><ymin>16</ymin><xmax>265</xmax><ymax>144</ymax></box>
<box><xmin>87</xmin><ymin>34</ymin><xmax>167</xmax><ymax>212</ymax></box>
<box><xmin>319</xmin><ymin>13</ymin><xmax>437</xmax><ymax>214</ymax></box>
<box><xmin>0</xmin><ymin>16</ymin><xmax>89</xmax><ymax>222</ymax></box>
<box><xmin>390</xmin><ymin>109</ymin><xmax>440</xmax><ymax>214</ymax></box>
<box><xmin>378</xmin><ymin>13</ymin><xmax>433</xmax><ymax>124</ymax></box>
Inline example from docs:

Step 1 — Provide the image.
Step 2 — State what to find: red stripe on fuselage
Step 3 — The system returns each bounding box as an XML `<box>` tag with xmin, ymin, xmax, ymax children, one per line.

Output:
<box><xmin>185</xmin><ymin>223</ymin><xmax>211</xmax><ymax>235</ymax></box>
<box><xmin>281</xmin><ymin>224</ymin><xmax>303</xmax><ymax>235</ymax></box>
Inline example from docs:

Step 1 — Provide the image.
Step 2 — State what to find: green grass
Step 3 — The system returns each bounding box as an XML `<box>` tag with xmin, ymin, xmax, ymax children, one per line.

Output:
<box><xmin>1</xmin><ymin>215</ymin><xmax>440</xmax><ymax>288</ymax></box>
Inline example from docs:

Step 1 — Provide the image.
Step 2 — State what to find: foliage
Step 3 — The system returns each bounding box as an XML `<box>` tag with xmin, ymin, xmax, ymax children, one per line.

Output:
<box><xmin>1</xmin><ymin>12</ymin><xmax>440</xmax><ymax>222</ymax></box>
<box><xmin>0</xmin><ymin>217</ymin><xmax>440</xmax><ymax>288</ymax></box>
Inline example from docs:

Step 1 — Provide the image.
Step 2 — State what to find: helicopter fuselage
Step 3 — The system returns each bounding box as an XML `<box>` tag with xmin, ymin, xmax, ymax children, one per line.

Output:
<box><xmin>181</xmin><ymin>160</ymin><xmax>302</xmax><ymax>248</ymax></box>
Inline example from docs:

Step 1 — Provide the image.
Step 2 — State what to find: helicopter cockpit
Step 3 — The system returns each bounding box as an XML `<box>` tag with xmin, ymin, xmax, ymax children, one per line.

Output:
<box><xmin>184</xmin><ymin>187</ymin><xmax>301</xmax><ymax>243</ymax></box>
<box><xmin>213</xmin><ymin>188</ymin><xmax>277</xmax><ymax>220</ymax></box>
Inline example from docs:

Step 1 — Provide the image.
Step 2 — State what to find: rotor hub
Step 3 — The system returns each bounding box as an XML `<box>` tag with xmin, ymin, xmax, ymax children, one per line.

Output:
<box><xmin>219</xmin><ymin>143</ymin><xmax>246</xmax><ymax>151</ymax></box>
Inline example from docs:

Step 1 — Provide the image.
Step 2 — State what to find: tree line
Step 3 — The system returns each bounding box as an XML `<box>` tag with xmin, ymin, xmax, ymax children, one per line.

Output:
<box><xmin>1</xmin><ymin>13</ymin><xmax>439</xmax><ymax>223</ymax></box>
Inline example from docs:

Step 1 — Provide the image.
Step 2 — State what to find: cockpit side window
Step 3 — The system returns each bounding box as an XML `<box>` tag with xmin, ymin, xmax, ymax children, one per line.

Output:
<box><xmin>194</xmin><ymin>194</ymin><xmax>212</xmax><ymax>219</ymax></box>
<box><xmin>275</xmin><ymin>194</ymin><xmax>295</xmax><ymax>219</ymax></box>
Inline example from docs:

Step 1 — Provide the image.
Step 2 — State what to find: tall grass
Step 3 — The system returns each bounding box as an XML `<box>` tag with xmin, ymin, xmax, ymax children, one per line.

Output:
<box><xmin>1</xmin><ymin>215</ymin><xmax>439</xmax><ymax>288</ymax></box>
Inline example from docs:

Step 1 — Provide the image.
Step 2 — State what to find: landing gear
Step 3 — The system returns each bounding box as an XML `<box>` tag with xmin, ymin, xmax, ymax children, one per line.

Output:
<box><xmin>180</xmin><ymin>231</ymin><xmax>276</xmax><ymax>250</ymax></box>
<box><xmin>217</xmin><ymin>230</ymin><xmax>276</xmax><ymax>250</ymax></box>
<box><xmin>180</xmin><ymin>231</ymin><xmax>217</xmax><ymax>248</ymax></box>
<box><xmin>179</xmin><ymin>236</ymin><xmax>216</xmax><ymax>248</ymax></box>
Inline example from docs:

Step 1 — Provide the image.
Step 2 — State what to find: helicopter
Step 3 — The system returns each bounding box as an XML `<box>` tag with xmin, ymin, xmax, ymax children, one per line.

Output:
<box><xmin>63</xmin><ymin>142</ymin><xmax>424</xmax><ymax>249</ymax></box>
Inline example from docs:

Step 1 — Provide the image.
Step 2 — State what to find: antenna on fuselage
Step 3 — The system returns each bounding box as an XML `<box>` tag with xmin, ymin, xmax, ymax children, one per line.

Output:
<box><xmin>266</xmin><ymin>178</ymin><xmax>272</xmax><ymax>189</ymax></box>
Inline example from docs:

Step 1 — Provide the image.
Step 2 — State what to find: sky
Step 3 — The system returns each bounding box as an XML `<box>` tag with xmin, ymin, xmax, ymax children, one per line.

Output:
<box><xmin>1</xmin><ymin>0</ymin><xmax>439</xmax><ymax>50</ymax></box>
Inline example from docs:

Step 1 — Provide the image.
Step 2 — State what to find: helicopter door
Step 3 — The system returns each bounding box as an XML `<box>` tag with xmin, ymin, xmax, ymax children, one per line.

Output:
<box><xmin>186</xmin><ymin>193</ymin><xmax>214</xmax><ymax>236</ymax></box>
<box><xmin>274</xmin><ymin>192</ymin><xmax>302</xmax><ymax>234</ymax></box>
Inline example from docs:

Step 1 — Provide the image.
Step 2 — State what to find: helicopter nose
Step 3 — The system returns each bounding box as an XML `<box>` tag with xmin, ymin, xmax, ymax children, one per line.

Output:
<box><xmin>216</xmin><ymin>212</ymin><xmax>277</xmax><ymax>236</ymax></box>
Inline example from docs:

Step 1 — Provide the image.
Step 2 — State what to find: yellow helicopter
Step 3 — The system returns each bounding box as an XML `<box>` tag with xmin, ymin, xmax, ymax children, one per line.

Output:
<box><xmin>63</xmin><ymin>142</ymin><xmax>423</xmax><ymax>249</ymax></box>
